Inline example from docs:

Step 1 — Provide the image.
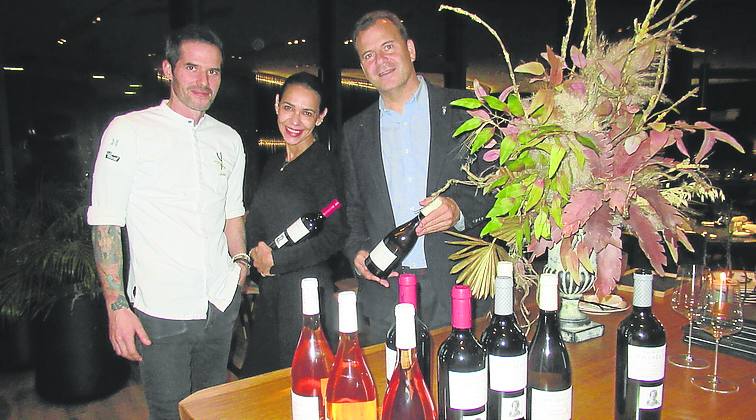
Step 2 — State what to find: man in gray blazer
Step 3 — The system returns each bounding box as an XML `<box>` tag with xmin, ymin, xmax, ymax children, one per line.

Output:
<box><xmin>340</xmin><ymin>10</ymin><xmax>489</xmax><ymax>344</ymax></box>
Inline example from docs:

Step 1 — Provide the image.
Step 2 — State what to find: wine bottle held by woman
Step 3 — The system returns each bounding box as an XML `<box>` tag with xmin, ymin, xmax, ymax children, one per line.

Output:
<box><xmin>290</xmin><ymin>278</ymin><xmax>334</xmax><ymax>420</ymax></box>
<box><xmin>326</xmin><ymin>291</ymin><xmax>377</xmax><ymax>420</ymax></box>
<box><xmin>271</xmin><ymin>199</ymin><xmax>341</xmax><ymax>249</ymax></box>
<box><xmin>481</xmin><ymin>261</ymin><xmax>527</xmax><ymax>420</ymax></box>
<box><xmin>438</xmin><ymin>285</ymin><xmax>488</xmax><ymax>420</ymax></box>
<box><xmin>364</xmin><ymin>197</ymin><xmax>441</xmax><ymax>278</ymax></box>
<box><xmin>615</xmin><ymin>270</ymin><xmax>666</xmax><ymax>420</ymax></box>
<box><xmin>527</xmin><ymin>273</ymin><xmax>572</xmax><ymax>420</ymax></box>
<box><xmin>382</xmin><ymin>303</ymin><xmax>436</xmax><ymax>420</ymax></box>
<box><xmin>385</xmin><ymin>273</ymin><xmax>431</xmax><ymax>387</ymax></box>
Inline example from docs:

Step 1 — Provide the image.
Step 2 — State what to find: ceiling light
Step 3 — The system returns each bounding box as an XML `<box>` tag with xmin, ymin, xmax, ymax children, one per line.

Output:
<box><xmin>92</xmin><ymin>74</ymin><xmax>105</xmax><ymax>79</ymax></box>
<box><xmin>128</xmin><ymin>84</ymin><xmax>142</xmax><ymax>88</ymax></box>
<box><xmin>124</xmin><ymin>91</ymin><xmax>137</xmax><ymax>95</ymax></box>
<box><xmin>287</xmin><ymin>41</ymin><xmax>292</xmax><ymax>45</ymax></box>
<box><xmin>57</xmin><ymin>38</ymin><xmax>67</xmax><ymax>45</ymax></box>
<box><xmin>2</xmin><ymin>66</ymin><xmax>24</xmax><ymax>71</ymax></box>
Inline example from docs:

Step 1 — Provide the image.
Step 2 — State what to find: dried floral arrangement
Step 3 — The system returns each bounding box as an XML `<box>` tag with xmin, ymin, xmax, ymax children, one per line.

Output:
<box><xmin>439</xmin><ymin>0</ymin><xmax>744</xmax><ymax>299</ymax></box>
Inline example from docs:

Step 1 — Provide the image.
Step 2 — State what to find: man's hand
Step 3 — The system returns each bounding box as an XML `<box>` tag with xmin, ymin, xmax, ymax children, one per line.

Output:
<box><xmin>108</xmin><ymin>308</ymin><xmax>151</xmax><ymax>362</ymax></box>
<box><xmin>416</xmin><ymin>196</ymin><xmax>460</xmax><ymax>236</ymax></box>
<box><xmin>236</xmin><ymin>262</ymin><xmax>250</xmax><ymax>285</ymax></box>
<box><xmin>353</xmin><ymin>250</ymin><xmax>398</xmax><ymax>287</ymax></box>
<box><xmin>250</xmin><ymin>241</ymin><xmax>274</xmax><ymax>276</ymax></box>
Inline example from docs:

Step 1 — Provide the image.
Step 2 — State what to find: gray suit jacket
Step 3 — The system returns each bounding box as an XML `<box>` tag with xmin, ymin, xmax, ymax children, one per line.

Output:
<box><xmin>339</xmin><ymin>82</ymin><xmax>489</xmax><ymax>330</ymax></box>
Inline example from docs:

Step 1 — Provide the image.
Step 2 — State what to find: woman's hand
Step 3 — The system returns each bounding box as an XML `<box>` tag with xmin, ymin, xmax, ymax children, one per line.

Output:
<box><xmin>250</xmin><ymin>241</ymin><xmax>274</xmax><ymax>276</ymax></box>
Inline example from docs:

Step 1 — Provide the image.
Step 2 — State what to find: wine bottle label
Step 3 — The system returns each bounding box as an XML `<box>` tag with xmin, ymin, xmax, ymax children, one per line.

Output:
<box><xmin>291</xmin><ymin>391</ymin><xmax>320</xmax><ymax>420</ymax></box>
<box><xmin>449</xmin><ymin>369</ymin><xmax>488</xmax><ymax>410</ymax></box>
<box><xmin>328</xmin><ymin>399</ymin><xmax>377</xmax><ymax>420</ymax></box>
<box><xmin>461</xmin><ymin>411</ymin><xmax>486</xmax><ymax>420</ymax></box>
<box><xmin>369</xmin><ymin>241</ymin><xmax>397</xmax><ymax>271</ymax></box>
<box><xmin>637</xmin><ymin>383</ymin><xmax>663</xmax><ymax>410</ymax></box>
<box><xmin>385</xmin><ymin>346</ymin><xmax>397</xmax><ymax>382</ymax></box>
<box><xmin>627</xmin><ymin>344</ymin><xmax>666</xmax><ymax>381</ymax></box>
<box><xmin>274</xmin><ymin>231</ymin><xmax>289</xmax><ymax>248</ymax></box>
<box><xmin>286</xmin><ymin>218</ymin><xmax>310</xmax><ymax>243</ymax></box>
<box><xmin>489</xmin><ymin>353</ymin><xmax>527</xmax><ymax>391</ymax></box>
<box><xmin>501</xmin><ymin>394</ymin><xmax>526</xmax><ymax>420</ymax></box>
<box><xmin>530</xmin><ymin>387</ymin><xmax>572</xmax><ymax>420</ymax></box>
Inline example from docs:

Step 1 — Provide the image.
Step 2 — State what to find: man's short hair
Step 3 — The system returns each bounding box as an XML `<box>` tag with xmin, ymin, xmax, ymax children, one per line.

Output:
<box><xmin>164</xmin><ymin>24</ymin><xmax>223</xmax><ymax>68</ymax></box>
<box><xmin>352</xmin><ymin>10</ymin><xmax>409</xmax><ymax>47</ymax></box>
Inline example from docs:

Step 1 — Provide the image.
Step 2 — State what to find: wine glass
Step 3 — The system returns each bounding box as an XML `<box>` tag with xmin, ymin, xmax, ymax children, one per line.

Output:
<box><xmin>691</xmin><ymin>271</ymin><xmax>744</xmax><ymax>393</ymax></box>
<box><xmin>668</xmin><ymin>264</ymin><xmax>709</xmax><ymax>369</ymax></box>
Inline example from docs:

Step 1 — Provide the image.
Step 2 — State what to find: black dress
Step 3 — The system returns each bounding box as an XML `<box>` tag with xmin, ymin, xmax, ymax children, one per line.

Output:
<box><xmin>244</xmin><ymin>142</ymin><xmax>346</xmax><ymax>375</ymax></box>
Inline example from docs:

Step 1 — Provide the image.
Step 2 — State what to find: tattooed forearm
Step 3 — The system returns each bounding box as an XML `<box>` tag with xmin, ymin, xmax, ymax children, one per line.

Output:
<box><xmin>92</xmin><ymin>225</ymin><xmax>128</xmax><ymax>311</ymax></box>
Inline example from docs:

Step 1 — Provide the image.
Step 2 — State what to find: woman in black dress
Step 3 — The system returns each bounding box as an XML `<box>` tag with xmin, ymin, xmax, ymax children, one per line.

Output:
<box><xmin>245</xmin><ymin>72</ymin><xmax>346</xmax><ymax>375</ymax></box>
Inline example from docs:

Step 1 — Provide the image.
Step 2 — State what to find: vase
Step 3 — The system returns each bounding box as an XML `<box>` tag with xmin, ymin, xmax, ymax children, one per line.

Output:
<box><xmin>544</xmin><ymin>242</ymin><xmax>604</xmax><ymax>342</ymax></box>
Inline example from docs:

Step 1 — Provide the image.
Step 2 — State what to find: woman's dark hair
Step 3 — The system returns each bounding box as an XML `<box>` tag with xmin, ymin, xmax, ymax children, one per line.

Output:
<box><xmin>164</xmin><ymin>24</ymin><xmax>223</xmax><ymax>68</ymax></box>
<box><xmin>280</xmin><ymin>72</ymin><xmax>327</xmax><ymax>112</ymax></box>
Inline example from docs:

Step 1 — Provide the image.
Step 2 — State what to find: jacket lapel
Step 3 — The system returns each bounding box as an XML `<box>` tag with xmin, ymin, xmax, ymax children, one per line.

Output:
<box><xmin>362</xmin><ymin>104</ymin><xmax>396</xmax><ymax>227</ymax></box>
<box><xmin>426</xmin><ymin>84</ymin><xmax>452</xmax><ymax>195</ymax></box>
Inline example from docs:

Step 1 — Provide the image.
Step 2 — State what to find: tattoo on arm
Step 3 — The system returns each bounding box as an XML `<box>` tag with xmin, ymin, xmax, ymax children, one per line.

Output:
<box><xmin>92</xmin><ymin>226</ymin><xmax>128</xmax><ymax>310</ymax></box>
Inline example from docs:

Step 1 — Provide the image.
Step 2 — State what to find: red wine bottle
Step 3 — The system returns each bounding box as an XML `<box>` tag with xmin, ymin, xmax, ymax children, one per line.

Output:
<box><xmin>382</xmin><ymin>303</ymin><xmax>437</xmax><ymax>420</ymax></box>
<box><xmin>481</xmin><ymin>261</ymin><xmax>527</xmax><ymax>420</ymax></box>
<box><xmin>364</xmin><ymin>198</ymin><xmax>441</xmax><ymax>278</ymax></box>
<box><xmin>615</xmin><ymin>270</ymin><xmax>666</xmax><ymax>420</ymax></box>
<box><xmin>438</xmin><ymin>285</ymin><xmax>488</xmax><ymax>420</ymax></box>
<box><xmin>271</xmin><ymin>199</ymin><xmax>341</xmax><ymax>249</ymax></box>
<box><xmin>385</xmin><ymin>274</ymin><xmax>431</xmax><ymax>387</ymax></box>
<box><xmin>526</xmin><ymin>273</ymin><xmax>572</xmax><ymax>420</ymax></box>
<box><xmin>325</xmin><ymin>291</ymin><xmax>377</xmax><ymax>420</ymax></box>
<box><xmin>291</xmin><ymin>278</ymin><xmax>334</xmax><ymax>420</ymax></box>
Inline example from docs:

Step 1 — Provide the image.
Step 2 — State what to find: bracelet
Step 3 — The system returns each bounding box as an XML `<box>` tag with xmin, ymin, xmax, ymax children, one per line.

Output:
<box><xmin>232</xmin><ymin>253</ymin><xmax>251</xmax><ymax>268</ymax></box>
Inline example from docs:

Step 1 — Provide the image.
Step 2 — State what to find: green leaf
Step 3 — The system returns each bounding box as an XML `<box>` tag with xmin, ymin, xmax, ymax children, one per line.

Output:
<box><xmin>450</xmin><ymin>98</ymin><xmax>483</xmax><ymax>109</ymax></box>
<box><xmin>548</xmin><ymin>144</ymin><xmax>567</xmax><ymax>178</ymax></box>
<box><xmin>576</xmin><ymin>133</ymin><xmax>600</xmax><ymax>153</ymax></box>
<box><xmin>499</xmin><ymin>136</ymin><xmax>518</xmax><ymax>164</ymax></box>
<box><xmin>534</xmin><ymin>210</ymin><xmax>549</xmax><ymax>239</ymax></box>
<box><xmin>470</xmin><ymin>127</ymin><xmax>495</xmax><ymax>153</ymax></box>
<box><xmin>537</xmin><ymin>125</ymin><xmax>562</xmax><ymax>135</ymax></box>
<box><xmin>484</xmin><ymin>95</ymin><xmax>506</xmax><ymax>111</ymax></box>
<box><xmin>550</xmin><ymin>199</ymin><xmax>564</xmax><ymax>228</ymax></box>
<box><xmin>485</xmin><ymin>173</ymin><xmax>510</xmax><ymax>193</ymax></box>
<box><xmin>486</xmin><ymin>197</ymin><xmax>515</xmax><ymax>218</ymax></box>
<box><xmin>524</xmin><ymin>181</ymin><xmax>544</xmax><ymax>212</ymax></box>
<box><xmin>507</xmin><ymin>94</ymin><xmax>525</xmax><ymax>117</ymax></box>
<box><xmin>522</xmin><ymin>173</ymin><xmax>538</xmax><ymax>186</ymax></box>
<box><xmin>508</xmin><ymin>197</ymin><xmax>524</xmax><ymax>217</ymax></box>
<box><xmin>480</xmin><ymin>218</ymin><xmax>503</xmax><ymax>237</ymax></box>
<box><xmin>497</xmin><ymin>183</ymin><xmax>525</xmax><ymax>199</ymax></box>
<box><xmin>517</xmin><ymin>130</ymin><xmax>536</xmax><ymax>145</ymax></box>
<box><xmin>567</xmin><ymin>139</ymin><xmax>586</xmax><ymax>169</ymax></box>
<box><xmin>514</xmin><ymin>61</ymin><xmax>546</xmax><ymax>75</ymax></box>
<box><xmin>556</xmin><ymin>172</ymin><xmax>571</xmax><ymax>200</ymax></box>
<box><xmin>453</xmin><ymin>117</ymin><xmax>483</xmax><ymax>137</ymax></box>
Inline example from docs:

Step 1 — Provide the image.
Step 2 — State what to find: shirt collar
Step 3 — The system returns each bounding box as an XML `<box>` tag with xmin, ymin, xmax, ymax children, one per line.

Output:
<box><xmin>160</xmin><ymin>99</ymin><xmax>208</xmax><ymax>127</ymax></box>
<box><xmin>379</xmin><ymin>76</ymin><xmax>427</xmax><ymax>114</ymax></box>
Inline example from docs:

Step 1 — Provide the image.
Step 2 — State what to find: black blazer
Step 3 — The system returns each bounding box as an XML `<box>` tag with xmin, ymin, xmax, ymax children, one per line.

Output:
<box><xmin>340</xmin><ymin>82</ymin><xmax>488</xmax><ymax>287</ymax></box>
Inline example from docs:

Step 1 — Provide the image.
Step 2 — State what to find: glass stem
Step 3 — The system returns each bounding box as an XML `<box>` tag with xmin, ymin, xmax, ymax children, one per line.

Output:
<box><xmin>712</xmin><ymin>338</ymin><xmax>721</xmax><ymax>379</ymax></box>
<box><xmin>686</xmin><ymin>317</ymin><xmax>694</xmax><ymax>359</ymax></box>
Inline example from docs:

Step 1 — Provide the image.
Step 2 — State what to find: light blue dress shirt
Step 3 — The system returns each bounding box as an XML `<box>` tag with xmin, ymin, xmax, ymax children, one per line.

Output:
<box><xmin>379</xmin><ymin>77</ymin><xmax>431</xmax><ymax>269</ymax></box>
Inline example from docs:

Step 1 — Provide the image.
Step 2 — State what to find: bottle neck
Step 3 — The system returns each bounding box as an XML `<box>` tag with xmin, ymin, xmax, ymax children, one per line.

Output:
<box><xmin>494</xmin><ymin>276</ymin><xmax>514</xmax><ymax>315</ymax></box>
<box><xmin>302</xmin><ymin>313</ymin><xmax>322</xmax><ymax>330</ymax></box>
<box><xmin>398</xmin><ymin>284</ymin><xmax>417</xmax><ymax>307</ymax></box>
<box><xmin>397</xmin><ymin>347</ymin><xmax>418</xmax><ymax>370</ymax></box>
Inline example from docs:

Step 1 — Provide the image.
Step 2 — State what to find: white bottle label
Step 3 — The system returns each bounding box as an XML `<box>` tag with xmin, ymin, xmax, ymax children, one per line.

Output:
<box><xmin>291</xmin><ymin>390</ymin><xmax>320</xmax><ymax>420</ymax></box>
<box><xmin>489</xmin><ymin>353</ymin><xmax>527</xmax><ymax>392</ymax></box>
<box><xmin>385</xmin><ymin>345</ymin><xmax>397</xmax><ymax>382</ymax></box>
<box><xmin>286</xmin><ymin>218</ymin><xmax>310</xmax><ymax>243</ymax></box>
<box><xmin>530</xmin><ymin>387</ymin><xmax>572</xmax><ymax>420</ymax></box>
<box><xmin>369</xmin><ymin>241</ymin><xmax>397</xmax><ymax>271</ymax></box>
<box><xmin>501</xmin><ymin>394</ymin><xmax>526</xmax><ymax>420</ymax></box>
<box><xmin>274</xmin><ymin>231</ymin><xmax>289</xmax><ymax>248</ymax></box>
<box><xmin>628</xmin><ymin>344</ymin><xmax>666</xmax><ymax>381</ymax></box>
<box><xmin>449</xmin><ymin>368</ymin><xmax>488</xmax><ymax>410</ymax></box>
<box><xmin>637</xmin><ymin>383</ymin><xmax>663</xmax><ymax>410</ymax></box>
<box><xmin>461</xmin><ymin>411</ymin><xmax>486</xmax><ymax>420</ymax></box>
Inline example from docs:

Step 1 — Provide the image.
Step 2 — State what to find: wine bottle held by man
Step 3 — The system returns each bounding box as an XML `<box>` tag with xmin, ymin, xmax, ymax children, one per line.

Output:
<box><xmin>382</xmin><ymin>303</ymin><xmax>436</xmax><ymax>420</ymax></box>
<box><xmin>326</xmin><ymin>291</ymin><xmax>377</xmax><ymax>420</ymax></box>
<box><xmin>615</xmin><ymin>270</ymin><xmax>666</xmax><ymax>420</ymax></box>
<box><xmin>481</xmin><ymin>261</ymin><xmax>527</xmax><ymax>420</ymax></box>
<box><xmin>271</xmin><ymin>198</ymin><xmax>341</xmax><ymax>249</ymax></box>
<box><xmin>364</xmin><ymin>197</ymin><xmax>441</xmax><ymax>278</ymax></box>
<box><xmin>438</xmin><ymin>285</ymin><xmax>488</xmax><ymax>420</ymax></box>
<box><xmin>527</xmin><ymin>273</ymin><xmax>572</xmax><ymax>420</ymax></box>
<box><xmin>385</xmin><ymin>273</ymin><xmax>431</xmax><ymax>387</ymax></box>
<box><xmin>290</xmin><ymin>278</ymin><xmax>334</xmax><ymax>420</ymax></box>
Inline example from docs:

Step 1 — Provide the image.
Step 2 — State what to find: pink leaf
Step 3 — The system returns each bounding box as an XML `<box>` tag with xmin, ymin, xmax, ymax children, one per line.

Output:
<box><xmin>676</xmin><ymin>228</ymin><xmax>694</xmax><ymax>252</ymax></box>
<box><xmin>647</xmin><ymin>130</ymin><xmax>668</xmax><ymax>156</ymax></box>
<box><xmin>467</xmin><ymin>109</ymin><xmax>491</xmax><ymax>122</ymax></box>
<box><xmin>473</xmin><ymin>79</ymin><xmax>488</xmax><ymax>100</ymax></box>
<box><xmin>663</xmin><ymin>229</ymin><xmax>678</xmax><ymax>264</ymax></box>
<box><xmin>583</xmin><ymin>203</ymin><xmax>621</xmax><ymax>252</ymax></box>
<box><xmin>694</xmin><ymin>131</ymin><xmax>717</xmax><ymax>163</ymax></box>
<box><xmin>527</xmin><ymin>237</ymin><xmax>554</xmax><ymax>261</ymax></box>
<box><xmin>596</xmin><ymin>100</ymin><xmax>614</xmax><ymax>117</ymax></box>
<box><xmin>670</xmin><ymin>129</ymin><xmax>689</xmax><ymax>157</ymax></box>
<box><xmin>626</xmin><ymin>103</ymin><xmax>640</xmax><ymax>114</ymax></box>
<box><xmin>484</xmin><ymin>139</ymin><xmax>496</xmax><ymax>149</ymax></box>
<box><xmin>614</xmin><ymin>139</ymin><xmax>654</xmax><ymax>177</ymax></box>
<box><xmin>605</xmin><ymin>180</ymin><xmax>633</xmax><ymax>212</ymax></box>
<box><xmin>624</xmin><ymin>132</ymin><xmax>647</xmax><ymax>154</ymax></box>
<box><xmin>596</xmin><ymin>239</ymin><xmax>622</xmax><ymax>297</ymax></box>
<box><xmin>693</xmin><ymin>121</ymin><xmax>715</xmax><ymax>130</ymax></box>
<box><xmin>498</xmin><ymin>86</ymin><xmax>515</xmax><ymax>102</ymax></box>
<box><xmin>709</xmin><ymin>130</ymin><xmax>745</xmax><ymax>154</ymax></box>
<box><xmin>546</xmin><ymin>46</ymin><xmax>564</xmax><ymax>86</ymax></box>
<box><xmin>501</xmin><ymin>124</ymin><xmax>519</xmax><ymax>137</ymax></box>
<box><xmin>575</xmin><ymin>240</ymin><xmax>594</xmax><ymax>273</ymax></box>
<box><xmin>562</xmin><ymin>190</ymin><xmax>603</xmax><ymax>237</ymax></box>
<box><xmin>570</xmin><ymin>45</ymin><xmax>586</xmax><ymax>68</ymax></box>
<box><xmin>566</xmin><ymin>79</ymin><xmax>586</xmax><ymax>97</ymax></box>
<box><xmin>599</xmin><ymin>60</ymin><xmax>622</xmax><ymax>86</ymax></box>
<box><xmin>636</xmin><ymin>187</ymin><xmax>681</xmax><ymax>232</ymax></box>
<box><xmin>560</xmin><ymin>237</ymin><xmax>581</xmax><ymax>282</ymax></box>
<box><xmin>483</xmin><ymin>149</ymin><xmax>500</xmax><ymax>162</ymax></box>
<box><xmin>628</xmin><ymin>204</ymin><xmax>667</xmax><ymax>275</ymax></box>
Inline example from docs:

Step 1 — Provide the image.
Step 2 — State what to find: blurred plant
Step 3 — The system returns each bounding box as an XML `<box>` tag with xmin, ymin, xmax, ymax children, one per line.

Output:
<box><xmin>440</xmin><ymin>0</ymin><xmax>744</xmax><ymax>299</ymax></box>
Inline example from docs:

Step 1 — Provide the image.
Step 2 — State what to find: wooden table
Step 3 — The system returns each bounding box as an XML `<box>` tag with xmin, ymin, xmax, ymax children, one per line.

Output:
<box><xmin>179</xmin><ymin>292</ymin><xmax>756</xmax><ymax>419</ymax></box>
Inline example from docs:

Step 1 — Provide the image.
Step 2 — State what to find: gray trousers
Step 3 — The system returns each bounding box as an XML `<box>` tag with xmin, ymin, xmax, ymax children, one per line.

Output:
<box><xmin>136</xmin><ymin>289</ymin><xmax>242</xmax><ymax>420</ymax></box>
